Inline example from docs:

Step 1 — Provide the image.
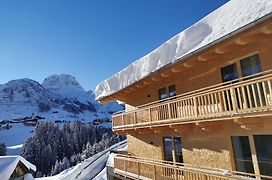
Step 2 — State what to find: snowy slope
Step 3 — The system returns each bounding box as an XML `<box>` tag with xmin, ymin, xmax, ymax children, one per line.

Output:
<box><xmin>95</xmin><ymin>0</ymin><xmax>272</xmax><ymax>100</ymax></box>
<box><xmin>36</xmin><ymin>140</ymin><xmax>127</xmax><ymax>180</ymax></box>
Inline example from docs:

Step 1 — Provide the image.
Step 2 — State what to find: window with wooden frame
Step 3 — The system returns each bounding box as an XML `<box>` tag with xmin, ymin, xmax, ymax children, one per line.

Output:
<box><xmin>220</xmin><ymin>54</ymin><xmax>262</xmax><ymax>83</ymax></box>
<box><xmin>159</xmin><ymin>87</ymin><xmax>168</xmax><ymax>100</ymax></box>
<box><xmin>231</xmin><ymin>135</ymin><xmax>272</xmax><ymax>177</ymax></box>
<box><xmin>158</xmin><ymin>85</ymin><xmax>176</xmax><ymax>100</ymax></box>
<box><xmin>220</xmin><ymin>54</ymin><xmax>264</xmax><ymax>109</ymax></box>
<box><xmin>162</xmin><ymin>136</ymin><xmax>183</xmax><ymax>164</ymax></box>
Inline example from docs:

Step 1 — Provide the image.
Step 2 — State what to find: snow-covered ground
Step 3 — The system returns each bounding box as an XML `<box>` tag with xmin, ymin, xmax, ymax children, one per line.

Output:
<box><xmin>0</xmin><ymin>123</ymin><xmax>35</xmax><ymax>155</ymax></box>
<box><xmin>6</xmin><ymin>144</ymin><xmax>24</xmax><ymax>155</ymax></box>
<box><xmin>36</xmin><ymin>140</ymin><xmax>127</xmax><ymax>180</ymax></box>
<box><xmin>92</xmin><ymin>168</ymin><xmax>107</xmax><ymax>180</ymax></box>
<box><xmin>95</xmin><ymin>0</ymin><xmax>272</xmax><ymax>100</ymax></box>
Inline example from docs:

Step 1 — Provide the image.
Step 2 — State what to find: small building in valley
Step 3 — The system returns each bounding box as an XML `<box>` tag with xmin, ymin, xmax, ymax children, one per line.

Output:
<box><xmin>0</xmin><ymin>156</ymin><xmax>36</xmax><ymax>180</ymax></box>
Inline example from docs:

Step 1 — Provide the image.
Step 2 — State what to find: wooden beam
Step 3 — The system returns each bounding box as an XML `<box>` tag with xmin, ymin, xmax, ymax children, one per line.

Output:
<box><xmin>234</xmin><ymin>38</ymin><xmax>247</xmax><ymax>46</ymax></box>
<box><xmin>129</xmin><ymin>87</ymin><xmax>136</xmax><ymax>92</ymax></box>
<box><xmin>136</xmin><ymin>84</ymin><xmax>144</xmax><ymax>88</ymax></box>
<box><xmin>197</xmin><ymin>53</ymin><xmax>216</xmax><ymax>62</ymax></box>
<box><xmin>143</xmin><ymin>80</ymin><xmax>152</xmax><ymax>85</ymax></box>
<box><xmin>161</xmin><ymin>72</ymin><xmax>171</xmax><ymax>78</ymax></box>
<box><xmin>170</xmin><ymin>124</ymin><xmax>193</xmax><ymax>133</ymax></box>
<box><xmin>260</xmin><ymin>23</ymin><xmax>272</xmax><ymax>35</ymax></box>
<box><xmin>170</xmin><ymin>63</ymin><xmax>187</xmax><ymax>73</ymax></box>
<box><xmin>151</xmin><ymin>75</ymin><xmax>161</xmax><ymax>81</ymax></box>
<box><xmin>197</xmin><ymin>55</ymin><xmax>207</xmax><ymax>61</ymax></box>
<box><xmin>150</xmin><ymin>126</ymin><xmax>171</xmax><ymax>134</ymax></box>
<box><xmin>234</xmin><ymin>34</ymin><xmax>260</xmax><ymax>46</ymax></box>
<box><xmin>195</xmin><ymin>121</ymin><xmax>223</xmax><ymax>132</ymax></box>
<box><xmin>214</xmin><ymin>43</ymin><xmax>236</xmax><ymax>54</ymax></box>
<box><xmin>214</xmin><ymin>47</ymin><xmax>225</xmax><ymax>54</ymax></box>
<box><xmin>233</xmin><ymin>118</ymin><xmax>263</xmax><ymax>130</ymax></box>
<box><xmin>183</xmin><ymin>62</ymin><xmax>193</xmax><ymax>68</ymax></box>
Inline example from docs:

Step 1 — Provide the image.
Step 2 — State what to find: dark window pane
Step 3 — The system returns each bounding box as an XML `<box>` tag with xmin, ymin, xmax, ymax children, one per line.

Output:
<box><xmin>240</xmin><ymin>55</ymin><xmax>264</xmax><ymax>107</ymax></box>
<box><xmin>159</xmin><ymin>87</ymin><xmax>167</xmax><ymax>100</ymax></box>
<box><xmin>240</xmin><ymin>54</ymin><xmax>262</xmax><ymax>78</ymax></box>
<box><xmin>231</xmin><ymin>136</ymin><xmax>254</xmax><ymax>174</ymax></box>
<box><xmin>254</xmin><ymin>135</ymin><xmax>272</xmax><ymax>176</ymax></box>
<box><xmin>221</xmin><ymin>64</ymin><xmax>238</xmax><ymax>82</ymax></box>
<box><xmin>169</xmin><ymin>85</ymin><xmax>176</xmax><ymax>97</ymax></box>
<box><xmin>174</xmin><ymin>137</ymin><xmax>183</xmax><ymax>163</ymax></box>
<box><xmin>163</xmin><ymin>137</ymin><xmax>173</xmax><ymax>162</ymax></box>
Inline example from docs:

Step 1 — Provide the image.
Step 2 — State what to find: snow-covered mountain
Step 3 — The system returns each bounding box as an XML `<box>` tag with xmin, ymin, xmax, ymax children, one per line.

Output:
<box><xmin>0</xmin><ymin>74</ymin><xmax>124</xmax><ymax>121</ymax></box>
<box><xmin>42</xmin><ymin>74</ymin><xmax>97</xmax><ymax>105</ymax></box>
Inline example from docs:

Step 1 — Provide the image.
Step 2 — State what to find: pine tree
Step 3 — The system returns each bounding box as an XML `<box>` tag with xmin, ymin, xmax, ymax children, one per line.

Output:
<box><xmin>0</xmin><ymin>142</ymin><xmax>6</xmax><ymax>156</ymax></box>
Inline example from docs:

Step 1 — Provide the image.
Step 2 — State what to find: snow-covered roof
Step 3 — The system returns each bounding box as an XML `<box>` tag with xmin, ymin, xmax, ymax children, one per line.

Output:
<box><xmin>95</xmin><ymin>0</ymin><xmax>272</xmax><ymax>100</ymax></box>
<box><xmin>0</xmin><ymin>156</ymin><xmax>36</xmax><ymax>180</ymax></box>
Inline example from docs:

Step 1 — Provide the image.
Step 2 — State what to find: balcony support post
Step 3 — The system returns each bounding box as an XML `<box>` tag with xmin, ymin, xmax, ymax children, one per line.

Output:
<box><xmin>124</xmin><ymin>159</ymin><xmax>127</xmax><ymax>177</ymax></box>
<box><xmin>194</xmin><ymin>96</ymin><xmax>198</xmax><ymax>118</ymax></box>
<box><xmin>248</xmin><ymin>135</ymin><xmax>261</xmax><ymax>179</ymax></box>
<box><xmin>137</xmin><ymin>161</ymin><xmax>140</xmax><ymax>178</ymax></box>
<box><xmin>134</xmin><ymin>112</ymin><xmax>136</xmax><ymax>124</ymax></box>
<box><xmin>168</xmin><ymin>103</ymin><xmax>172</xmax><ymax>120</ymax></box>
<box><xmin>149</xmin><ymin>108</ymin><xmax>152</xmax><ymax>122</ymax></box>
<box><xmin>230</xmin><ymin>88</ymin><xmax>238</xmax><ymax>112</ymax></box>
<box><xmin>153</xmin><ymin>164</ymin><xmax>156</xmax><ymax>180</ymax></box>
<box><xmin>121</xmin><ymin>114</ymin><xmax>124</xmax><ymax>126</ymax></box>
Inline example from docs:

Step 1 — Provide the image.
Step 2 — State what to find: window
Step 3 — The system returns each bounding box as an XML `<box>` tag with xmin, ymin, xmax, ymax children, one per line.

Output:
<box><xmin>240</xmin><ymin>54</ymin><xmax>262</xmax><ymax>78</ymax></box>
<box><xmin>231</xmin><ymin>136</ymin><xmax>254</xmax><ymax>174</ymax></box>
<box><xmin>174</xmin><ymin>137</ymin><xmax>183</xmax><ymax>163</ymax></box>
<box><xmin>220</xmin><ymin>55</ymin><xmax>263</xmax><ymax>109</ymax></box>
<box><xmin>169</xmin><ymin>85</ymin><xmax>176</xmax><ymax>97</ymax></box>
<box><xmin>254</xmin><ymin>135</ymin><xmax>272</xmax><ymax>176</ymax></box>
<box><xmin>241</xmin><ymin>55</ymin><xmax>264</xmax><ymax>107</ymax></box>
<box><xmin>221</xmin><ymin>64</ymin><xmax>238</xmax><ymax>83</ymax></box>
<box><xmin>163</xmin><ymin>136</ymin><xmax>183</xmax><ymax>164</ymax></box>
<box><xmin>220</xmin><ymin>54</ymin><xmax>262</xmax><ymax>83</ymax></box>
<box><xmin>159</xmin><ymin>87</ymin><xmax>168</xmax><ymax>100</ymax></box>
<box><xmin>231</xmin><ymin>135</ymin><xmax>272</xmax><ymax>177</ymax></box>
<box><xmin>163</xmin><ymin>136</ymin><xmax>173</xmax><ymax>162</ymax></box>
<box><xmin>158</xmin><ymin>85</ymin><xmax>176</xmax><ymax>100</ymax></box>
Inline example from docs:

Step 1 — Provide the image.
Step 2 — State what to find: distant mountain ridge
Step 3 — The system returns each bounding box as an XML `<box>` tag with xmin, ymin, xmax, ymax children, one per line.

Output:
<box><xmin>0</xmin><ymin>74</ymin><xmax>123</xmax><ymax>121</ymax></box>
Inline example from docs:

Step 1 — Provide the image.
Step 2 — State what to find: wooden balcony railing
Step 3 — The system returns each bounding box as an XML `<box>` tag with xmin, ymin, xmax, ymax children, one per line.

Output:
<box><xmin>112</xmin><ymin>70</ymin><xmax>272</xmax><ymax>130</ymax></box>
<box><xmin>112</xmin><ymin>154</ymin><xmax>272</xmax><ymax>180</ymax></box>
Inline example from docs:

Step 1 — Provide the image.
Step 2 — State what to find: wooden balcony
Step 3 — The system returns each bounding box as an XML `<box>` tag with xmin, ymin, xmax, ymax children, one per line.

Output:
<box><xmin>112</xmin><ymin>154</ymin><xmax>272</xmax><ymax>180</ymax></box>
<box><xmin>112</xmin><ymin>70</ymin><xmax>272</xmax><ymax>132</ymax></box>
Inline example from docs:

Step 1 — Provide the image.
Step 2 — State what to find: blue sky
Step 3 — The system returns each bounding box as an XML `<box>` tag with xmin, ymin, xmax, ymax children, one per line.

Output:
<box><xmin>0</xmin><ymin>0</ymin><xmax>229</xmax><ymax>91</ymax></box>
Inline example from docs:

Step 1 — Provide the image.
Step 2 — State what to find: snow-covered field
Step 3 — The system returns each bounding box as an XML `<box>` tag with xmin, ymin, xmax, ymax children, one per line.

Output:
<box><xmin>0</xmin><ymin>123</ymin><xmax>35</xmax><ymax>155</ymax></box>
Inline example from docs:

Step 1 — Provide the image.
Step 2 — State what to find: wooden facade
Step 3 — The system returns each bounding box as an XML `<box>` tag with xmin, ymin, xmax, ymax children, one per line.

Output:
<box><xmin>103</xmin><ymin>18</ymin><xmax>272</xmax><ymax>179</ymax></box>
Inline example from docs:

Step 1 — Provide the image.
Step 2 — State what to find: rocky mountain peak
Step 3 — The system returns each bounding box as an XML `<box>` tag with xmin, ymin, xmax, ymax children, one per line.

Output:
<box><xmin>42</xmin><ymin>74</ymin><xmax>84</xmax><ymax>91</ymax></box>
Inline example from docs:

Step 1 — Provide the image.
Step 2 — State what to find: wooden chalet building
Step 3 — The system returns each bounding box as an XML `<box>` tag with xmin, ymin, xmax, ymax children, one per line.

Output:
<box><xmin>96</xmin><ymin>0</ymin><xmax>272</xmax><ymax>179</ymax></box>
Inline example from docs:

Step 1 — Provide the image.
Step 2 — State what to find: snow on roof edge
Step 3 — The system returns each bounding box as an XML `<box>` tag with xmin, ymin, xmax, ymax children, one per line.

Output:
<box><xmin>95</xmin><ymin>0</ymin><xmax>272</xmax><ymax>101</ymax></box>
<box><xmin>0</xmin><ymin>156</ymin><xmax>36</xmax><ymax>180</ymax></box>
